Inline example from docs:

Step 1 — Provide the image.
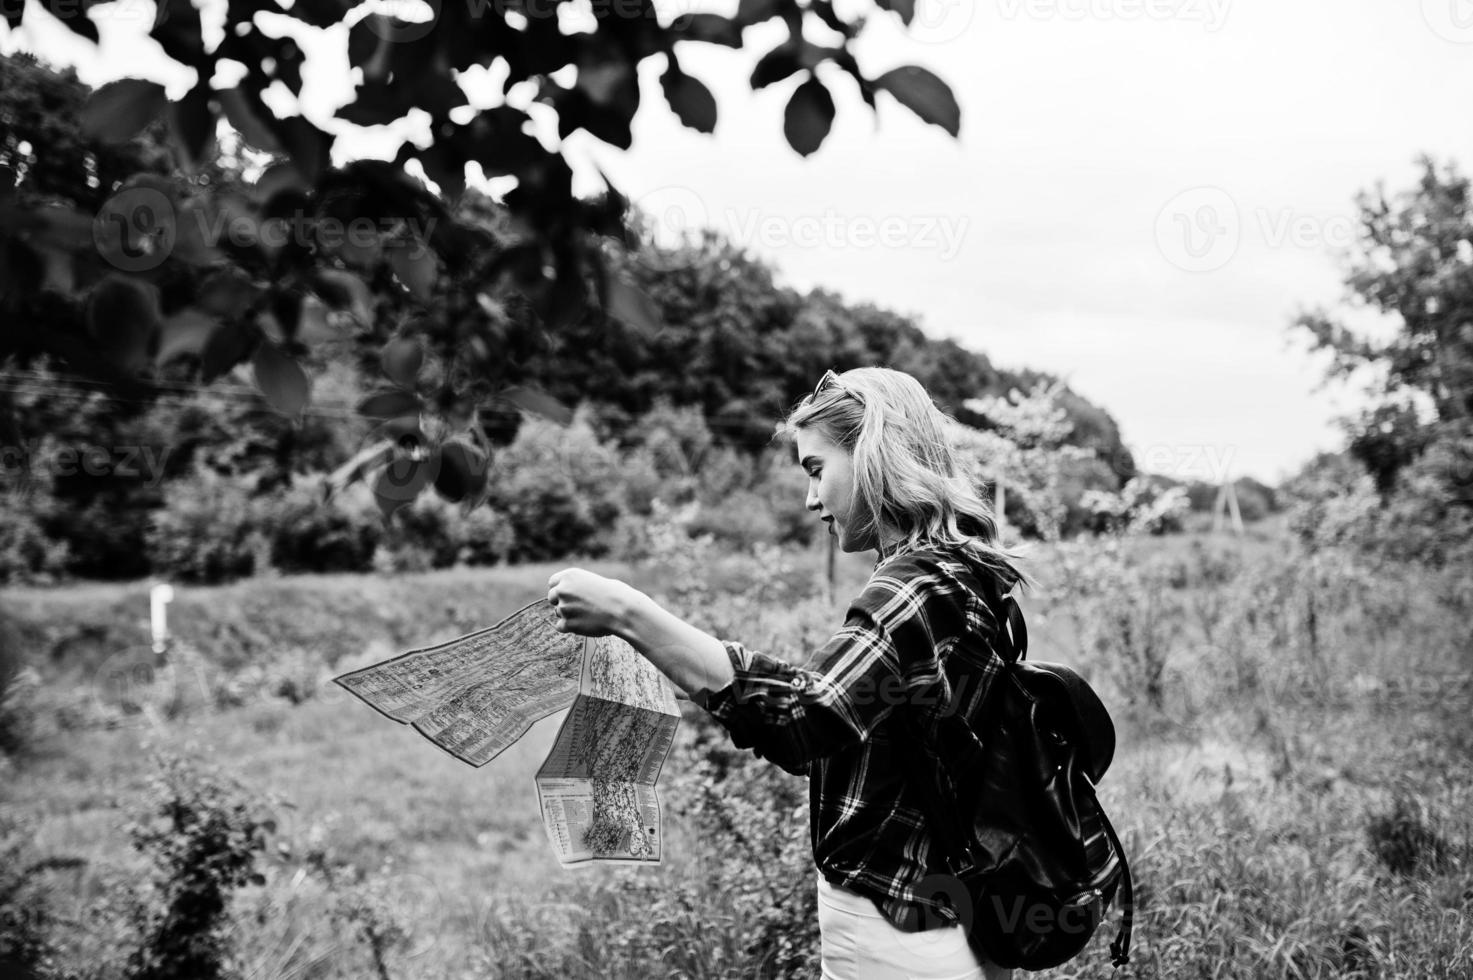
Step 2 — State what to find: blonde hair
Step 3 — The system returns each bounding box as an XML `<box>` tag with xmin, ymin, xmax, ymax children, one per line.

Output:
<box><xmin>778</xmin><ymin>367</ymin><xmax>1025</xmax><ymax>590</ymax></box>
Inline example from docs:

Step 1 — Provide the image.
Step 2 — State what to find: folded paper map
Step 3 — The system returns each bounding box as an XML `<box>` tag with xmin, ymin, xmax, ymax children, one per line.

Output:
<box><xmin>333</xmin><ymin>600</ymin><xmax>681</xmax><ymax>866</ymax></box>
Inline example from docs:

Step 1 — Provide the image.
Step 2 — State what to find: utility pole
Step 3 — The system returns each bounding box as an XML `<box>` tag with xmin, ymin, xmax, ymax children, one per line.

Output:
<box><xmin>1212</xmin><ymin>480</ymin><xmax>1244</xmax><ymax>536</ymax></box>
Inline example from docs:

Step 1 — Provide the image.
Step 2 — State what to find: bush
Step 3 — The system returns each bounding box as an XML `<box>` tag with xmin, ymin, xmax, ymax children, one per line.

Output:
<box><xmin>486</xmin><ymin>417</ymin><xmax>627</xmax><ymax>561</ymax></box>
<box><xmin>688</xmin><ymin>489</ymin><xmax>783</xmax><ymax>549</ymax></box>
<box><xmin>264</xmin><ymin>479</ymin><xmax>381</xmax><ymax>574</ymax></box>
<box><xmin>1081</xmin><ymin>478</ymin><xmax>1190</xmax><ymax>536</ymax></box>
<box><xmin>125</xmin><ymin>754</ymin><xmax>275</xmax><ymax>980</ymax></box>
<box><xmin>145</xmin><ymin>466</ymin><xmax>258</xmax><ymax>584</ymax></box>
<box><xmin>0</xmin><ymin>505</ymin><xmax>69</xmax><ymax>586</ymax></box>
<box><xmin>0</xmin><ymin>815</ymin><xmax>80</xmax><ymax>980</ymax></box>
<box><xmin>454</xmin><ymin>504</ymin><xmax>516</xmax><ymax>566</ymax></box>
<box><xmin>0</xmin><ymin>613</ymin><xmax>34</xmax><ymax>759</ymax></box>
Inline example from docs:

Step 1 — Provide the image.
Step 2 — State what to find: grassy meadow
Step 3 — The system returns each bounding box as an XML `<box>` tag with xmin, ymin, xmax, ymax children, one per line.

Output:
<box><xmin>2</xmin><ymin>523</ymin><xmax>1471</xmax><ymax>979</ymax></box>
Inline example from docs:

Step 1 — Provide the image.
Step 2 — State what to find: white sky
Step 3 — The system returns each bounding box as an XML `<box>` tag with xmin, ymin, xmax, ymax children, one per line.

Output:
<box><xmin>8</xmin><ymin>0</ymin><xmax>1471</xmax><ymax>483</ymax></box>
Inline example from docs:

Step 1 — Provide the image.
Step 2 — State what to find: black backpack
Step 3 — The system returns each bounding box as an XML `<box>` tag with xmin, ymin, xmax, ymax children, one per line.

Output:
<box><xmin>903</xmin><ymin>582</ymin><xmax>1135</xmax><ymax>971</ymax></box>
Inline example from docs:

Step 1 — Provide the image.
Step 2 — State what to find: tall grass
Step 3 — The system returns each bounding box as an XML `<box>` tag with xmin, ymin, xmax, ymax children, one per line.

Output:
<box><xmin>2</xmin><ymin>528</ymin><xmax>1470</xmax><ymax>978</ymax></box>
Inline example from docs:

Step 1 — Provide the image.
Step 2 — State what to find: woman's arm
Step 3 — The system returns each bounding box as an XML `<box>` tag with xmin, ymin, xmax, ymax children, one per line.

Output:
<box><xmin>613</xmin><ymin>590</ymin><xmax>736</xmax><ymax>700</ymax></box>
<box><xmin>546</xmin><ymin>567</ymin><xmax>735</xmax><ymax>699</ymax></box>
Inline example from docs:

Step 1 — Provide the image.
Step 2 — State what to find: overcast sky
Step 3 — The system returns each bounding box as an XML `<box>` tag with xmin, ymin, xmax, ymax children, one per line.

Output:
<box><xmin>7</xmin><ymin>0</ymin><xmax>1471</xmax><ymax>483</ymax></box>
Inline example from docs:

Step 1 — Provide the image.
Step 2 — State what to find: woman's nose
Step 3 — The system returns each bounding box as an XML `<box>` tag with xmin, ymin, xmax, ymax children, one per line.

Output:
<box><xmin>805</xmin><ymin>487</ymin><xmax>820</xmax><ymax>512</ymax></box>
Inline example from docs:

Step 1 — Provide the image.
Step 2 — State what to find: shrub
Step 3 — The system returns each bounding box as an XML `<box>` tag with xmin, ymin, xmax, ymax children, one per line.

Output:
<box><xmin>145</xmin><ymin>466</ymin><xmax>258</xmax><ymax>584</ymax></box>
<box><xmin>486</xmin><ymin>417</ymin><xmax>627</xmax><ymax>561</ymax></box>
<box><xmin>688</xmin><ymin>489</ymin><xmax>783</xmax><ymax>549</ymax></box>
<box><xmin>454</xmin><ymin>504</ymin><xmax>516</xmax><ymax>566</ymax></box>
<box><xmin>1081</xmin><ymin>478</ymin><xmax>1190</xmax><ymax>536</ymax></box>
<box><xmin>264</xmin><ymin>479</ymin><xmax>381</xmax><ymax>574</ymax></box>
<box><xmin>125</xmin><ymin>754</ymin><xmax>275</xmax><ymax>980</ymax></box>
<box><xmin>0</xmin><ymin>505</ymin><xmax>69</xmax><ymax>586</ymax></box>
<box><xmin>0</xmin><ymin>815</ymin><xmax>80</xmax><ymax>980</ymax></box>
<box><xmin>1367</xmin><ymin>792</ymin><xmax>1452</xmax><ymax>877</ymax></box>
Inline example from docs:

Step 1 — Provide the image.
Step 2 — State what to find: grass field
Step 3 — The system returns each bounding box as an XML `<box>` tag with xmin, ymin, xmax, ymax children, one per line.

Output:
<box><xmin>3</xmin><ymin>528</ymin><xmax>1472</xmax><ymax>978</ymax></box>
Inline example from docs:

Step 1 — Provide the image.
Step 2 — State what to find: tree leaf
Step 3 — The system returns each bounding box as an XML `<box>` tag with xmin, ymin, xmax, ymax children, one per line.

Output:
<box><xmin>386</xmin><ymin>240</ymin><xmax>438</xmax><ymax>302</ymax></box>
<box><xmin>498</xmin><ymin>386</ymin><xmax>573</xmax><ymax>426</ymax></box>
<box><xmin>200</xmin><ymin>322</ymin><xmax>257</xmax><ymax>381</ymax></box>
<box><xmin>381</xmin><ymin>337</ymin><xmax>424</xmax><ymax>388</ymax></box>
<box><xmin>373</xmin><ymin>451</ymin><xmax>437</xmax><ymax>522</ymax></box>
<box><xmin>296</xmin><ymin>296</ymin><xmax>338</xmax><ymax>344</ymax></box>
<box><xmin>671</xmin><ymin>13</ymin><xmax>743</xmax><ymax>47</ymax></box>
<box><xmin>312</xmin><ymin>268</ymin><xmax>375</xmax><ymax>325</ymax></box>
<box><xmin>166</xmin><ymin>84</ymin><xmax>218</xmax><ymax>174</ymax></box>
<box><xmin>197</xmin><ymin>268</ymin><xmax>263</xmax><ymax>316</ymax></box>
<box><xmin>734</xmin><ymin>0</ymin><xmax>783</xmax><ymax>26</ymax></box>
<box><xmin>80</xmin><ymin>79</ymin><xmax>168</xmax><ymax>145</ymax></box>
<box><xmin>606</xmin><ymin>276</ymin><xmax>662</xmax><ymax>335</ymax></box>
<box><xmin>251</xmin><ymin>162</ymin><xmax>310</xmax><ymax>205</ymax></box>
<box><xmin>44</xmin><ymin>0</ymin><xmax>98</xmax><ymax>46</ymax></box>
<box><xmin>156</xmin><ymin>307</ymin><xmax>217</xmax><ymax>364</ymax></box>
<box><xmin>358</xmin><ymin>390</ymin><xmax>423</xmax><ymax>419</ymax></box>
<box><xmin>433</xmin><ymin>438</ymin><xmax>489</xmax><ymax>503</ymax></box>
<box><xmin>151</xmin><ymin>0</ymin><xmax>206</xmax><ymax>64</ymax></box>
<box><xmin>267</xmin><ymin>114</ymin><xmax>334</xmax><ymax>184</ymax></box>
<box><xmin>86</xmin><ymin>275</ymin><xmax>160</xmax><ymax>373</ymax></box>
<box><xmin>218</xmin><ymin>87</ymin><xmax>284</xmax><ymax>154</ymax></box>
<box><xmin>252</xmin><ymin>342</ymin><xmax>311</xmax><ymax>419</ymax></box>
<box><xmin>324</xmin><ymin>440</ymin><xmax>394</xmax><ymax>501</ymax></box>
<box><xmin>874</xmin><ymin>66</ymin><xmax>960</xmax><ymax>137</ymax></box>
<box><xmin>783</xmin><ymin>77</ymin><xmax>836</xmax><ymax>157</ymax></box>
<box><xmin>751</xmin><ymin>44</ymin><xmax>802</xmax><ymax>90</ymax></box>
<box><xmin>876</xmin><ymin>0</ymin><xmax>916</xmax><ymax>24</ymax></box>
<box><xmin>661</xmin><ymin>65</ymin><xmax>717</xmax><ymax>134</ymax></box>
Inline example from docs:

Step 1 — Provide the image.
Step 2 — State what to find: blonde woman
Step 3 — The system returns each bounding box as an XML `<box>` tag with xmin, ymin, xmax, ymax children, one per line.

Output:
<box><xmin>548</xmin><ymin>367</ymin><xmax>1019</xmax><ymax>980</ymax></box>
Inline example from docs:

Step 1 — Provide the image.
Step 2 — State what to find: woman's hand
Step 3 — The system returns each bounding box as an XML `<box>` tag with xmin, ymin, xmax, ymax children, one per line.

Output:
<box><xmin>546</xmin><ymin>568</ymin><xmax>641</xmax><ymax>637</ymax></box>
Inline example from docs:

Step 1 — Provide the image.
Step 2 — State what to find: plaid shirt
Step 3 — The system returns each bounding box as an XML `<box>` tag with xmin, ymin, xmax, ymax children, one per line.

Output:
<box><xmin>694</xmin><ymin>539</ymin><xmax>1012</xmax><ymax>932</ymax></box>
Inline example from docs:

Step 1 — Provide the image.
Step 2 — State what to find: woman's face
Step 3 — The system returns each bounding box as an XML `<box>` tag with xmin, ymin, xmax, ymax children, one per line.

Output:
<box><xmin>795</xmin><ymin>427</ymin><xmax>875</xmax><ymax>553</ymax></box>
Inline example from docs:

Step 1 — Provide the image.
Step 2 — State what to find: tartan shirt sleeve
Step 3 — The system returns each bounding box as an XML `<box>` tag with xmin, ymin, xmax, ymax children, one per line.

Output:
<box><xmin>691</xmin><ymin>552</ymin><xmax>974</xmax><ymax>776</ymax></box>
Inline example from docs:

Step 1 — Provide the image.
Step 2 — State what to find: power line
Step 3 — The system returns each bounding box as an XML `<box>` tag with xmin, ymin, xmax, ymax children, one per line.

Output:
<box><xmin>0</xmin><ymin>370</ymin><xmax>797</xmax><ymax>446</ymax></box>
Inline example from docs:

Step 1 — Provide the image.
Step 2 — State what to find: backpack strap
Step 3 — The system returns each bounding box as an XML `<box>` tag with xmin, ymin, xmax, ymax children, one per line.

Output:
<box><xmin>1096</xmin><ymin>796</ymin><xmax>1135</xmax><ymax>966</ymax></box>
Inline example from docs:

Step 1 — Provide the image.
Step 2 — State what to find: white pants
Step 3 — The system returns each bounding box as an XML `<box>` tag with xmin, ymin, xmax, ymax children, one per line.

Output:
<box><xmin>817</xmin><ymin>873</ymin><xmax>1014</xmax><ymax>980</ymax></box>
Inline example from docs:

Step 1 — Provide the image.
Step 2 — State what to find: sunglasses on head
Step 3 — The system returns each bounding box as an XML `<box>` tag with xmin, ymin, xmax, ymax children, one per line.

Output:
<box><xmin>809</xmin><ymin>369</ymin><xmax>863</xmax><ymax>405</ymax></box>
